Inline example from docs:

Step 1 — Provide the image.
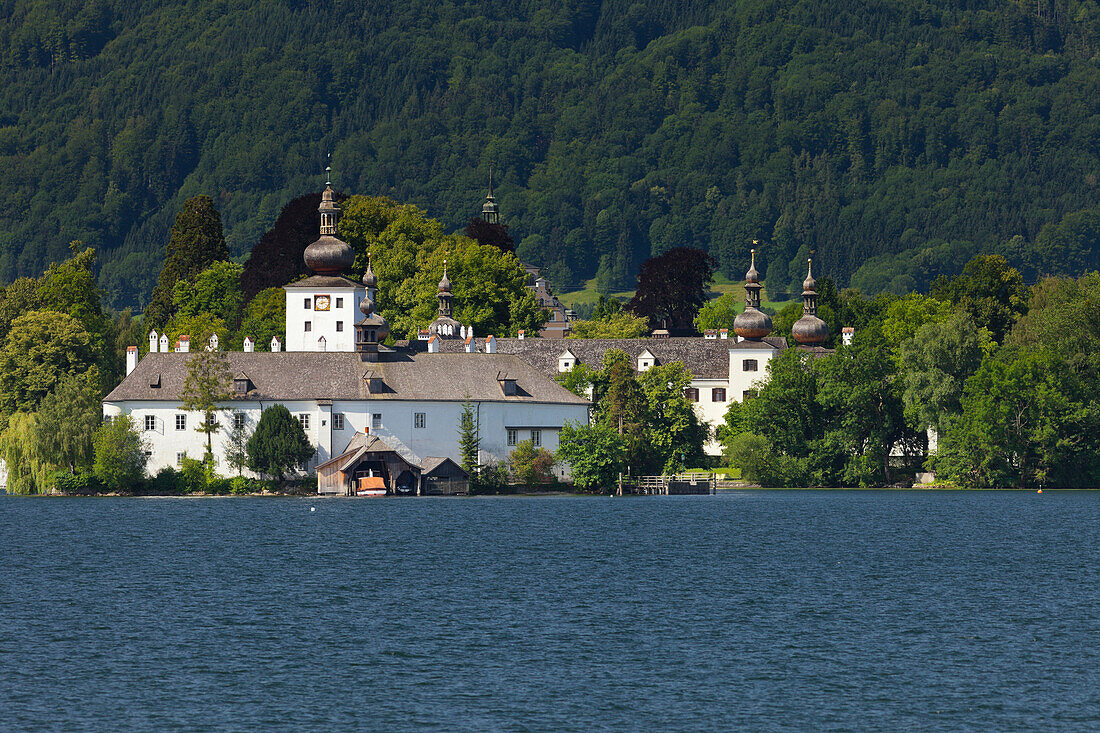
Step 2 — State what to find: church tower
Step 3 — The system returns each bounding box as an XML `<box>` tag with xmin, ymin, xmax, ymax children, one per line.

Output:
<box><xmin>733</xmin><ymin>247</ymin><xmax>773</xmax><ymax>340</ymax></box>
<box><xmin>355</xmin><ymin>251</ymin><xmax>390</xmax><ymax>362</ymax></box>
<box><xmin>481</xmin><ymin>165</ymin><xmax>500</xmax><ymax>225</ymax></box>
<box><xmin>791</xmin><ymin>258</ymin><xmax>829</xmax><ymax>347</ymax></box>
<box><xmin>428</xmin><ymin>260</ymin><xmax>462</xmax><ymax>338</ymax></box>
<box><xmin>284</xmin><ymin>164</ymin><xmax>365</xmax><ymax>352</ymax></box>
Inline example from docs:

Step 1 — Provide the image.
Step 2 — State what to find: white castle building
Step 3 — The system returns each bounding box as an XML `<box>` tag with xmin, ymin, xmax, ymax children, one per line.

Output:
<box><xmin>103</xmin><ymin>183</ymin><xmax>589</xmax><ymax>494</ymax></box>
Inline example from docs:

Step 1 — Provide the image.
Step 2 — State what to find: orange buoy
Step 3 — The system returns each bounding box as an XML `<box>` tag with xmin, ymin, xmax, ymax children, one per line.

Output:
<box><xmin>1037</xmin><ymin>488</ymin><xmax>1043</xmax><ymax>493</ymax></box>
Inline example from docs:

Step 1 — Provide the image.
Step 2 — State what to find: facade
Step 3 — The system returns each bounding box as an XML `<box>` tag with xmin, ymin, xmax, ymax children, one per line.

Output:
<box><xmin>103</xmin><ymin>180</ymin><xmax>590</xmax><ymax>491</ymax></box>
<box><xmin>421</xmin><ymin>335</ymin><xmax>784</xmax><ymax>455</ymax></box>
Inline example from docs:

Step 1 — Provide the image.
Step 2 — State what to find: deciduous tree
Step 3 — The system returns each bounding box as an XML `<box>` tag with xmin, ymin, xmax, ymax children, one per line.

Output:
<box><xmin>627</xmin><ymin>247</ymin><xmax>716</xmax><ymax>334</ymax></box>
<box><xmin>93</xmin><ymin>414</ymin><xmax>148</xmax><ymax>492</ymax></box>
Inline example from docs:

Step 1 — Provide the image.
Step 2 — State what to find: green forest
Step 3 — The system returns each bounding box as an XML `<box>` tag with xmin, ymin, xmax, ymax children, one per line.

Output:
<box><xmin>2</xmin><ymin>0</ymin><xmax>1100</xmax><ymax>310</ymax></box>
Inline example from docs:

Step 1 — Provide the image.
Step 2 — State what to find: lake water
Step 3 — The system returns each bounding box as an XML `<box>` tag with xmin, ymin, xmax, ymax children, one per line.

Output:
<box><xmin>2</xmin><ymin>491</ymin><xmax>1098</xmax><ymax>731</ymax></box>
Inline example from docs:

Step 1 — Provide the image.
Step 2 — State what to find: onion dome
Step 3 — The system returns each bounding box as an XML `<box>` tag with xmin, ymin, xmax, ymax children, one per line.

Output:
<box><xmin>734</xmin><ymin>307</ymin><xmax>773</xmax><ymax>340</ymax></box>
<box><xmin>357</xmin><ymin>294</ymin><xmax>390</xmax><ymax>342</ymax></box>
<box><xmin>792</xmin><ymin>313</ymin><xmax>829</xmax><ymax>345</ymax></box>
<box><xmin>363</xmin><ymin>255</ymin><xmax>377</xmax><ymax>288</ymax></box>
<box><xmin>303</xmin><ymin>184</ymin><xmax>354</xmax><ymax>274</ymax></box>
<box><xmin>745</xmin><ymin>246</ymin><xmax>760</xmax><ymax>285</ymax></box>
<box><xmin>802</xmin><ymin>258</ymin><xmax>817</xmax><ymax>293</ymax></box>
<box><xmin>438</xmin><ymin>260</ymin><xmax>451</xmax><ymax>293</ymax></box>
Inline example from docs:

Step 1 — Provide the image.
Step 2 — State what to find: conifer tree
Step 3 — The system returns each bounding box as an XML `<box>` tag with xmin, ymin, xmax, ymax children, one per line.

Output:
<box><xmin>145</xmin><ymin>196</ymin><xmax>229</xmax><ymax>328</ymax></box>
<box><xmin>457</xmin><ymin>398</ymin><xmax>480</xmax><ymax>475</ymax></box>
<box><xmin>246</xmin><ymin>404</ymin><xmax>313</xmax><ymax>480</ymax></box>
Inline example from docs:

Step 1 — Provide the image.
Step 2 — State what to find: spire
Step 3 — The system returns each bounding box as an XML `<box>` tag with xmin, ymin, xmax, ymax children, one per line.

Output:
<box><xmin>734</xmin><ymin>246</ymin><xmax>772</xmax><ymax>340</ymax></box>
<box><xmin>744</xmin><ymin>242</ymin><xmax>762</xmax><ymax>310</ymax></box>
<box><xmin>318</xmin><ymin>157</ymin><xmax>338</xmax><ymax>236</ymax></box>
<box><xmin>481</xmin><ymin>164</ymin><xmax>500</xmax><ymax>224</ymax></box>
<box><xmin>802</xmin><ymin>258</ymin><xmax>817</xmax><ymax>315</ymax></box>
<box><xmin>792</xmin><ymin>256</ymin><xmax>828</xmax><ymax>346</ymax></box>
<box><xmin>437</xmin><ymin>258</ymin><xmax>453</xmax><ymax>317</ymax></box>
<box><xmin>302</xmin><ymin>157</ymin><xmax>354</xmax><ymax>274</ymax></box>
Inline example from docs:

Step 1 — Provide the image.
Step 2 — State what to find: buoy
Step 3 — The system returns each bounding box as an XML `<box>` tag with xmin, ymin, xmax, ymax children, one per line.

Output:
<box><xmin>1037</xmin><ymin>489</ymin><xmax>1042</xmax><ymax>494</ymax></box>
<box><xmin>310</xmin><ymin>506</ymin><xmax>317</xmax><ymax>511</ymax></box>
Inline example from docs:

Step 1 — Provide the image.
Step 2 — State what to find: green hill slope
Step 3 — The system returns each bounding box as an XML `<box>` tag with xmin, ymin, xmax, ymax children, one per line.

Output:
<box><xmin>2</xmin><ymin>0</ymin><xmax>1099</xmax><ymax>308</ymax></box>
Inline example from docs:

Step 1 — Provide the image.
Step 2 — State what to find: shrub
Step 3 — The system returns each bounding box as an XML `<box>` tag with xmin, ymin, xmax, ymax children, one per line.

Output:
<box><xmin>53</xmin><ymin>471</ymin><xmax>105</xmax><ymax>495</ymax></box>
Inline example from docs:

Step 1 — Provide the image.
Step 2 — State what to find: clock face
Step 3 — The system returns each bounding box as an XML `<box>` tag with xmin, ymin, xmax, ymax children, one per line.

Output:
<box><xmin>315</xmin><ymin>295</ymin><xmax>331</xmax><ymax>311</ymax></box>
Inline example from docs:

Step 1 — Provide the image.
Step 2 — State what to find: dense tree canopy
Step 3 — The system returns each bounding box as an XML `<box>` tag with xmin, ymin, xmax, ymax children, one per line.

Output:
<box><xmin>144</xmin><ymin>196</ymin><xmax>229</xmax><ymax>327</ymax></box>
<box><xmin>628</xmin><ymin>247</ymin><xmax>716</xmax><ymax>333</ymax></box>
<box><xmin>5</xmin><ymin>1</ymin><xmax>1100</xmax><ymax>308</ymax></box>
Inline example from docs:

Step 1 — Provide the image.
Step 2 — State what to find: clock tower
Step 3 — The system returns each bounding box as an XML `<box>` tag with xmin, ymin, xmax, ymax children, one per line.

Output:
<box><xmin>283</xmin><ymin>167</ymin><xmax>365</xmax><ymax>352</ymax></box>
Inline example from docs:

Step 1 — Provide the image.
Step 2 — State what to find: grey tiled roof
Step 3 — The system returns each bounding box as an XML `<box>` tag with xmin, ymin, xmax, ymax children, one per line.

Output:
<box><xmin>105</xmin><ymin>351</ymin><xmax>589</xmax><ymax>405</ymax></box>
<box><xmin>417</xmin><ymin>336</ymin><xmax>786</xmax><ymax>379</ymax></box>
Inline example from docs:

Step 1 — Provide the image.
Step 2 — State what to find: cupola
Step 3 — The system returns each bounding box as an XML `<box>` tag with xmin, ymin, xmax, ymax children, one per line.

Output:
<box><xmin>792</xmin><ymin>258</ymin><xmax>829</xmax><ymax>346</ymax></box>
<box><xmin>733</xmin><ymin>247</ymin><xmax>773</xmax><ymax>340</ymax></box>
<box><xmin>302</xmin><ymin>168</ymin><xmax>354</xmax><ymax>275</ymax></box>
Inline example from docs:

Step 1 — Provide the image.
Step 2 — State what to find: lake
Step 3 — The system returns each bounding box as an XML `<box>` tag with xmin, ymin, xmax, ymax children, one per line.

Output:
<box><xmin>1</xmin><ymin>491</ymin><xmax>1098</xmax><ymax>731</ymax></box>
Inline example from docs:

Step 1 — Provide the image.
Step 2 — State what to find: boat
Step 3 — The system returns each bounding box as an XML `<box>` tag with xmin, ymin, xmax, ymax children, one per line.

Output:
<box><xmin>355</xmin><ymin>476</ymin><xmax>387</xmax><ymax>497</ymax></box>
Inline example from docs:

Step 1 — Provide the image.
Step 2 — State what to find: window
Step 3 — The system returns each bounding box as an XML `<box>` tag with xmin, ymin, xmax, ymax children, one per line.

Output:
<box><xmin>743</xmin><ymin>359</ymin><xmax>758</xmax><ymax>372</ymax></box>
<box><xmin>531</xmin><ymin>430</ymin><xmax>541</xmax><ymax>447</ymax></box>
<box><xmin>743</xmin><ymin>390</ymin><xmax>756</xmax><ymax>401</ymax></box>
<box><xmin>712</xmin><ymin>388</ymin><xmax>726</xmax><ymax>402</ymax></box>
<box><xmin>336</xmin><ymin>298</ymin><xmax>343</xmax><ymax>308</ymax></box>
<box><xmin>176</xmin><ymin>452</ymin><xmax>185</xmax><ymax>466</ymax></box>
<box><xmin>414</xmin><ymin>413</ymin><xmax>425</xmax><ymax>429</ymax></box>
<box><xmin>684</xmin><ymin>388</ymin><xmax>699</xmax><ymax>402</ymax></box>
<box><xmin>304</xmin><ymin>321</ymin><xmax>312</xmax><ymax>332</ymax></box>
<box><xmin>206</xmin><ymin>413</ymin><xmax>217</xmax><ymax>427</ymax></box>
<box><xmin>336</xmin><ymin>321</ymin><xmax>343</xmax><ymax>332</ymax></box>
<box><xmin>333</xmin><ymin>413</ymin><xmax>345</xmax><ymax>430</ymax></box>
<box><xmin>144</xmin><ymin>415</ymin><xmax>156</xmax><ymax>431</ymax></box>
<box><xmin>233</xmin><ymin>378</ymin><xmax>250</xmax><ymax>394</ymax></box>
<box><xmin>233</xmin><ymin>412</ymin><xmax>246</xmax><ymax>430</ymax></box>
<box><xmin>304</xmin><ymin>298</ymin><xmax>311</xmax><ymax>309</ymax></box>
<box><xmin>507</xmin><ymin>429</ymin><xmax>518</xmax><ymax>446</ymax></box>
<box><xmin>297</xmin><ymin>414</ymin><xmax>310</xmax><ymax>430</ymax></box>
<box><xmin>371</xmin><ymin>413</ymin><xmax>382</xmax><ymax>429</ymax></box>
<box><xmin>175</xmin><ymin>414</ymin><xmax>186</xmax><ymax>430</ymax></box>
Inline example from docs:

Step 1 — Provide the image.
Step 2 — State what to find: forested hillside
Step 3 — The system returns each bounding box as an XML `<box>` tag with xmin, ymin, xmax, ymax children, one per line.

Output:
<box><xmin>2</xmin><ymin>0</ymin><xmax>1099</xmax><ymax>309</ymax></box>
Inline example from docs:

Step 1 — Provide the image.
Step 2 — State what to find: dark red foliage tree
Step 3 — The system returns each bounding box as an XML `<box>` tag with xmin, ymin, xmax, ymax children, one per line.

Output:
<box><xmin>465</xmin><ymin>217</ymin><xmax>515</xmax><ymax>255</ymax></box>
<box><xmin>627</xmin><ymin>247</ymin><xmax>716</xmax><ymax>335</ymax></box>
<box><xmin>240</xmin><ymin>191</ymin><xmax>347</xmax><ymax>301</ymax></box>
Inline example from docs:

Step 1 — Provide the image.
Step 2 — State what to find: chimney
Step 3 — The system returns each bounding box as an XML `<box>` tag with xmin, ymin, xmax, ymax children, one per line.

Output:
<box><xmin>842</xmin><ymin>327</ymin><xmax>855</xmax><ymax>347</ymax></box>
<box><xmin>485</xmin><ymin>335</ymin><xmax>497</xmax><ymax>353</ymax></box>
<box><xmin>126</xmin><ymin>346</ymin><xmax>138</xmax><ymax>375</ymax></box>
<box><xmin>465</xmin><ymin>335</ymin><xmax>475</xmax><ymax>353</ymax></box>
<box><xmin>149</xmin><ymin>330</ymin><xmax>159</xmax><ymax>353</ymax></box>
<box><xmin>208</xmin><ymin>333</ymin><xmax>219</xmax><ymax>351</ymax></box>
<box><xmin>178</xmin><ymin>336</ymin><xmax>190</xmax><ymax>353</ymax></box>
<box><xmin>460</xmin><ymin>325</ymin><xmax>467</xmax><ymax>339</ymax></box>
<box><xmin>704</xmin><ymin>329</ymin><xmax>718</xmax><ymax>340</ymax></box>
<box><xmin>243</xmin><ymin>336</ymin><xmax>254</xmax><ymax>353</ymax></box>
<box><xmin>159</xmin><ymin>334</ymin><xmax>169</xmax><ymax>352</ymax></box>
<box><xmin>427</xmin><ymin>334</ymin><xmax>439</xmax><ymax>353</ymax></box>
<box><xmin>271</xmin><ymin>336</ymin><xmax>281</xmax><ymax>353</ymax></box>
<box><xmin>517</xmin><ymin>330</ymin><xmax>525</xmax><ymax>340</ymax></box>
<box><xmin>720</xmin><ymin>328</ymin><xmax>729</xmax><ymax>340</ymax></box>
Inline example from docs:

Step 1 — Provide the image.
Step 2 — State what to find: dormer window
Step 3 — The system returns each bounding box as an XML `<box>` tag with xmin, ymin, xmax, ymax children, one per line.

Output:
<box><xmin>233</xmin><ymin>378</ymin><xmax>250</xmax><ymax>395</ymax></box>
<box><xmin>498</xmin><ymin>371</ymin><xmax>518</xmax><ymax>396</ymax></box>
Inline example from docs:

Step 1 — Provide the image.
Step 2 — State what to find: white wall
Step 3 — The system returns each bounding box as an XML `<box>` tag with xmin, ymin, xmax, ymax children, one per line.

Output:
<box><xmin>284</xmin><ymin>285</ymin><xmax>363</xmax><ymax>352</ymax></box>
<box><xmin>103</xmin><ymin>398</ymin><xmax>588</xmax><ymax>478</ymax></box>
<box><xmin>689</xmin><ymin>345</ymin><xmax>779</xmax><ymax>456</ymax></box>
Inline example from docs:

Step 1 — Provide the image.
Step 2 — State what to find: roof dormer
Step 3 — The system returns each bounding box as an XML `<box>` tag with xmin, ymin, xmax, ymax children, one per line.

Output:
<box><xmin>638</xmin><ymin>349</ymin><xmax>657</xmax><ymax>372</ymax></box>
<box><xmin>558</xmin><ymin>349</ymin><xmax>577</xmax><ymax>372</ymax></box>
